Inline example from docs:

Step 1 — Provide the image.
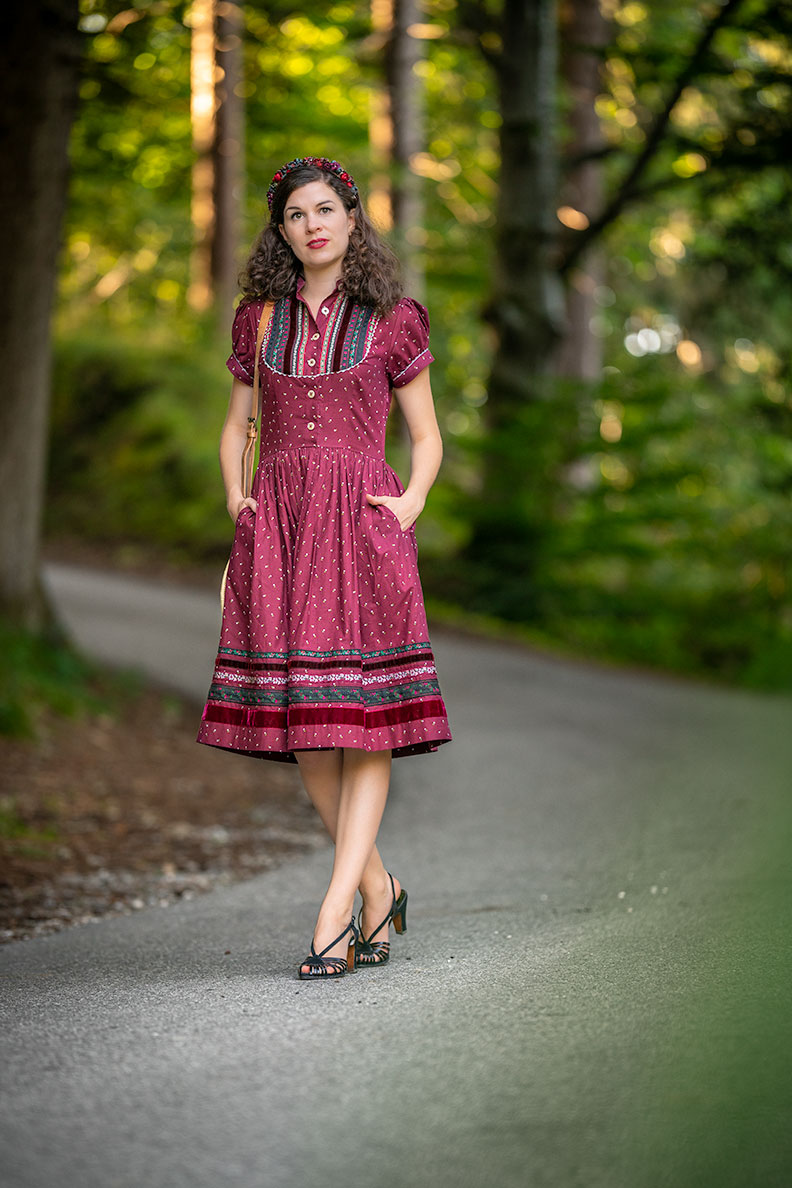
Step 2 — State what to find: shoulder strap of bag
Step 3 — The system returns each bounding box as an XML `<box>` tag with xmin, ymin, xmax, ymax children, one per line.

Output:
<box><xmin>241</xmin><ymin>299</ymin><xmax>275</xmax><ymax>499</ymax></box>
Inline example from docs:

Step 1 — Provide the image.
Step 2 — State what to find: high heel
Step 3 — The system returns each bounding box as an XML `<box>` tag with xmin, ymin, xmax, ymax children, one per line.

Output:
<box><xmin>392</xmin><ymin>892</ymin><xmax>407</xmax><ymax>934</ymax></box>
<box><xmin>355</xmin><ymin>873</ymin><xmax>408</xmax><ymax>969</ymax></box>
<box><xmin>298</xmin><ymin>917</ymin><xmax>358</xmax><ymax>980</ymax></box>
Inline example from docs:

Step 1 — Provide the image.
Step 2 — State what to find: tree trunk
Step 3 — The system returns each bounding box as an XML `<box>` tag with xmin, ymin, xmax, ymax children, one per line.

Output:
<box><xmin>0</xmin><ymin>1</ymin><xmax>81</xmax><ymax>629</ymax></box>
<box><xmin>555</xmin><ymin>0</ymin><xmax>609</xmax><ymax>379</ymax></box>
<box><xmin>212</xmin><ymin>0</ymin><xmax>245</xmax><ymax>329</ymax></box>
<box><xmin>368</xmin><ymin>0</ymin><xmax>394</xmax><ymax>232</ymax></box>
<box><xmin>464</xmin><ymin>0</ymin><xmax>566</xmax><ymax>617</ymax></box>
<box><xmin>188</xmin><ymin>0</ymin><xmax>216</xmax><ymax>312</ymax></box>
<box><xmin>385</xmin><ymin>0</ymin><xmax>427</xmax><ymax>452</ymax></box>
<box><xmin>489</xmin><ymin>0</ymin><xmax>565</xmax><ymax>416</ymax></box>
<box><xmin>387</xmin><ymin>0</ymin><xmax>425</xmax><ymax>300</ymax></box>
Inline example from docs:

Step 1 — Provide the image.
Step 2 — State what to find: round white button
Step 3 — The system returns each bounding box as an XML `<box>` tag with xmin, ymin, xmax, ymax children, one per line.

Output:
<box><xmin>307</xmin><ymin>421</ymin><xmax>316</xmax><ymax>430</ymax></box>
<box><xmin>307</xmin><ymin>389</ymin><xmax>315</xmax><ymax>397</ymax></box>
<box><xmin>308</xmin><ymin>358</ymin><xmax>316</xmax><ymax>365</ymax></box>
<box><xmin>311</xmin><ymin>333</ymin><xmax>320</xmax><ymax>340</ymax></box>
<box><xmin>321</xmin><ymin>306</ymin><xmax>329</xmax><ymax>315</ymax></box>
<box><xmin>308</xmin><ymin>391</ymin><xmax>315</xmax><ymax>398</ymax></box>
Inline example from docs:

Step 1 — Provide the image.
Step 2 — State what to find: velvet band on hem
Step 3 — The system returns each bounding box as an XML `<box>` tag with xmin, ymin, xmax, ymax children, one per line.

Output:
<box><xmin>196</xmin><ymin>697</ymin><xmax>452</xmax><ymax>763</ymax></box>
<box><xmin>200</xmin><ymin>697</ymin><xmax>447</xmax><ymax>731</ymax></box>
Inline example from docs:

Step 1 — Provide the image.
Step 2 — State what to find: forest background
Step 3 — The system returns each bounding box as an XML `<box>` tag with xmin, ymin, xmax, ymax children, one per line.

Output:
<box><xmin>5</xmin><ymin>0</ymin><xmax>792</xmax><ymax>691</ymax></box>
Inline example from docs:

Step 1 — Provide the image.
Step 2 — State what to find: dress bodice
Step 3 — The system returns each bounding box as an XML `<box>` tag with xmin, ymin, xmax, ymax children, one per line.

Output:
<box><xmin>226</xmin><ymin>282</ymin><xmax>434</xmax><ymax>460</ymax></box>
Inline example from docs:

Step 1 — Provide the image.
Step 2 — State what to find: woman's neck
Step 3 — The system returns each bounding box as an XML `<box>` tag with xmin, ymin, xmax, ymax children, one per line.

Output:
<box><xmin>300</xmin><ymin>264</ymin><xmax>342</xmax><ymax>305</ymax></box>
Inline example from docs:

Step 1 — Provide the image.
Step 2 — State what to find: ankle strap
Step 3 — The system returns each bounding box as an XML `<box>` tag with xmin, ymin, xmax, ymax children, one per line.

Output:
<box><xmin>360</xmin><ymin>875</ymin><xmax>397</xmax><ymax>945</ymax></box>
<box><xmin>313</xmin><ymin>917</ymin><xmax>357</xmax><ymax>959</ymax></box>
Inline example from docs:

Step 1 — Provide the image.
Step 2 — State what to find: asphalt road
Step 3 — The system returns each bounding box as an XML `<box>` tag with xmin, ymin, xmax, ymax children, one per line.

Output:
<box><xmin>1</xmin><ymin>562</ymin><xmax>790</xmax><ymax>1188</ymax></box>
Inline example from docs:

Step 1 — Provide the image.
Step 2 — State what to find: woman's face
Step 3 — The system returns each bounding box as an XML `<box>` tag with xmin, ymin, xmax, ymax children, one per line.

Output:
<box><xmin>278</xmin><ymin>180</ymin><xmax>356</xmax><ymax>275</ymax></box>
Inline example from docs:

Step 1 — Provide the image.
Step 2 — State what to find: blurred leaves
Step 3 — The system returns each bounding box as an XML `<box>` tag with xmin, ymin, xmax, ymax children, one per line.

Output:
<box><xmin>0</xmin><ymin>618</ymin><xmax>141</xmax><ymax>740</ymax></box>
<box><xmin>55</xmin><ymin>0</ymin><xmax>792</xmax><ymax>687</ymax></box>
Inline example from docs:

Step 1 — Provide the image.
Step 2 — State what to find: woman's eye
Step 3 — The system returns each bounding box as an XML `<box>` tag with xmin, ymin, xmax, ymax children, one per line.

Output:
<box><xmin>289</xmin><ymin>206</ymin><xmax>332</xmax><ymax>220</ymax></box>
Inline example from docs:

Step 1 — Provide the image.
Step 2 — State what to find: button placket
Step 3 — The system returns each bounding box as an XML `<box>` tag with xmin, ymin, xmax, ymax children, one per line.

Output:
<box><xmin>306</xmin><ymin>376</ymin><xmax>318</xmax><ymax>432</ymax></box>
<box><xmin>307</xmin><ymin>313</ymin><xmax>320</xmax><ymax>372</ymax></box>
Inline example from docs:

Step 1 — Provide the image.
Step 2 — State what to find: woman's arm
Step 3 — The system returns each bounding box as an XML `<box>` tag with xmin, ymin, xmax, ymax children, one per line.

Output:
<box><xmin>220</xmin><ymin>378</ymin><xmax>259</xmax><ymax>520</ymax></box>
<box><xmin>365</xmin><ymin>367</ymin><xmax>443</xmax><ymax>531</ymax></box>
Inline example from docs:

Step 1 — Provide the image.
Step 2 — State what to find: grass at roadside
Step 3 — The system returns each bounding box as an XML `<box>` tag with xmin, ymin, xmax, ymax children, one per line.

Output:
<box><xmin>0</xmin><ymin>618</ymin><xmax>142</xmax><ymax>741</ymax></box>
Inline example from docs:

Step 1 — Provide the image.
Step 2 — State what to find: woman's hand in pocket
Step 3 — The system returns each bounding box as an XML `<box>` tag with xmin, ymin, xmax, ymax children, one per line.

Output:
<box><xmin>365</xmin><ymin>489</ymin><xmax>424</xmax><ymax>531</ymax></box>
<box><xmin>227</xmin><ymin>489</ymin><xmax>258</xmax><ymax>521</ymax></box>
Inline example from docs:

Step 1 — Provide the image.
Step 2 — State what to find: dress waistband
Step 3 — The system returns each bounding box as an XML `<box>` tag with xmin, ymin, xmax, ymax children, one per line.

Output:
<box><xmin>258</xmin><ymin>444</ymin><xmax>385</xmax><ymax>462</ymax></box>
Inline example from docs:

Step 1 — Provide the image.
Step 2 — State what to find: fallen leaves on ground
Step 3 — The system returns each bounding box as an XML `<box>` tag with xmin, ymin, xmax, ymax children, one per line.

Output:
<box><xmin>0</xmin><ymin>685</ymin><xmax>326</xmax><ymax>943</ymax></box>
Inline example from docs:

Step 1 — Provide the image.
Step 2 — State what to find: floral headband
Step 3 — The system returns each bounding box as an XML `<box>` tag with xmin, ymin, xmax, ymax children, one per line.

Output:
<box><xmin>267</xmin><ymin>156</ymin><xmax>359</xmax><ymax>211</ymax></box>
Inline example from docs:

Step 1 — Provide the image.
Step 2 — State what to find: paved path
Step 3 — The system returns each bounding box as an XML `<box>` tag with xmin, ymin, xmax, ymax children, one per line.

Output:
<box><xmin>1</xmin><ymin>562</ymin><xmax>791</xmax><ymax>1187</ymax></box>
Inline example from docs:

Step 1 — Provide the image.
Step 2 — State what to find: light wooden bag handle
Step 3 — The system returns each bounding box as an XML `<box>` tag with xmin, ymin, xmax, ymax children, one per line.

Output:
<box><xmin>221</xmin><ymin>299</ymin><xmax>275</xmax><ymax>612</ymax></box>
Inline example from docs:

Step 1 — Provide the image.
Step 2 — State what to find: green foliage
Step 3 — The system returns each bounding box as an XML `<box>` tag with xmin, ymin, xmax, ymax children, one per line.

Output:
<box><xmin>56</xmin><ymin>1</ymin><xmax>493</xmax><ymax>557</ymax></box>
<box><xmin>56</xmin><ymin>0</ymin><xmax>792</xmax><ymax>690</ymax></box>
<box><xmin>49</xmin><ymin>314</ymin><xmax>236</xmax><ymax>559</ymax></box>
<box><xmin>426</xmin><ymin>355</ymin><xmax>792</xmax><ymax>688</ymax></box>
<box><xmin>0</xmin><ymin>619</ymin><xmax>142</xmax><ymax>740</ymax></box>
<box><xmin>68</xmin><ymin>2</ymin><xmax>496</xmax><ymax>357</ymax></box>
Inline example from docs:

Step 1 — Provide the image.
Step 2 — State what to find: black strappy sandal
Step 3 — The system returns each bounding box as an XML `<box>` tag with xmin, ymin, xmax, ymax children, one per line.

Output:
<box><xmin>298</xmin><ymin>917</ymin><xmax>358</xmax><ymax>980</ymax></box>
<box><xmin>355</xmin><ymin>873</ymin><xmax>407</xmax><ymax>969</ymax></box>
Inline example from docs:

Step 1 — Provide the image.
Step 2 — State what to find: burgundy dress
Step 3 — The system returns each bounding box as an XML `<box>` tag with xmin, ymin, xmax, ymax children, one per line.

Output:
<box><xmin>196</xmin><ymin>275</ymin><xmax>453</xmax><ymax>763</ymax></box>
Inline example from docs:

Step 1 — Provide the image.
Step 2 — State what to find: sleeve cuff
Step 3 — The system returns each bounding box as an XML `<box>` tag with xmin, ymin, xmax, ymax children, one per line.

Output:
<box><xmin>391</xmin><ymin>347</ymin><xmax>435</xmax><ymax>388</ymax></box>
<box><xmin>226</xmin><ymin>352</ymin><xmax>254</xmax><ymax>386</ymax></box>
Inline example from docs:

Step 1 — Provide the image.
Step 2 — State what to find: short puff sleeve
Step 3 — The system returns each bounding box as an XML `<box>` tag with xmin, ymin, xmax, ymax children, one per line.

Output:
<box><xmin>385</xmin><ymin>297</ymin><xmax>435</xmax><ymax>388</ymax></box>
<box><xmin>226</xmin><ymin>300</ymin><xmax>263</xmax><ymax>386</ymax></box>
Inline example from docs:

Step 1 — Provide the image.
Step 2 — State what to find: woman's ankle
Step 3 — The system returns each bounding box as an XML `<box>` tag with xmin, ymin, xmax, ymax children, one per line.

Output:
<box><xmin>317</xmin><ymin>893</ymin><xmax>355</xmax><ymax>926</ymax></box>
<box><xmin>359</xmin><ymin>869</ymin><xmax>396</xmax><ymax>905</ymax></box>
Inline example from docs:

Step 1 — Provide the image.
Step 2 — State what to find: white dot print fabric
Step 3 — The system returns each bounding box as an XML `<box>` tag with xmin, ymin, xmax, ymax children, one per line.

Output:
<box><xmin>196</xmin><ymin>278</ymin><xmax>452</xmax><ymax>763</ymax></box>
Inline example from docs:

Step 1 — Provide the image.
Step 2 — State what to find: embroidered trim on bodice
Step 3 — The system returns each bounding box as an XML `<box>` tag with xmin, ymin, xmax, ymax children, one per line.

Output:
<box><xmin>262</xmin><ymin>296</ymin><xmax>381</xmax><ymax>377</ymax></box>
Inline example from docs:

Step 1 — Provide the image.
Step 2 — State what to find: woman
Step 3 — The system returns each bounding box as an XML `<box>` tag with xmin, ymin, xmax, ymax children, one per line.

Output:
<box><xmin>196</xmin><ymin>156</ymin><xmax>452</xmax><ymax>980</ymax></box>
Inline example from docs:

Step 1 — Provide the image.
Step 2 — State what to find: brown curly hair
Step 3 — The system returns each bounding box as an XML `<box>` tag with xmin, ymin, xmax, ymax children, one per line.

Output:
<box><xmin>238</xmin><ymin>162</ymin><xmax>404</xmax><ymax>317</ymax></box>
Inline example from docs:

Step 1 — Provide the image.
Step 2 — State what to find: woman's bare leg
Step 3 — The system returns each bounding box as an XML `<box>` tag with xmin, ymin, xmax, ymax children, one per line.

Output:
<box><xmin>294</xmin><ymin>749</ymin><xmax>397</xmax><ymax>921</ymax></box>
<box><xmin>296</xmin><ymin>747</ymin><xmax>394</xmax><ymax>971</ymax></box>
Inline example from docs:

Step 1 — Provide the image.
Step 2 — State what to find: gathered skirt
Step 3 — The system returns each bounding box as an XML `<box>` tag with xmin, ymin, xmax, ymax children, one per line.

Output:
<box><xmin>196</xmin><ymin>445</ymin><xmax>452</xmax><ymax>763</ymax></box>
